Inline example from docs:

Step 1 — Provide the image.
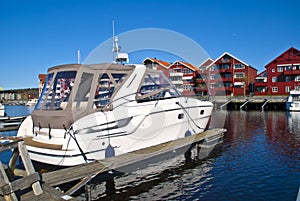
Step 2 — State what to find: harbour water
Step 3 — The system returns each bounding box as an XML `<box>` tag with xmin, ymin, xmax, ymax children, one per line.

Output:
<box><xmin>0</xmin><ymin>106</ymin><xmax>299</xmax><ymax>200</ymax></box>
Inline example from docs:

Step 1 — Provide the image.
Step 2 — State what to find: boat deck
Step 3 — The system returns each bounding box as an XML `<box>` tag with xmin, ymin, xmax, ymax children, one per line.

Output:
<box><xmin>23</xmin><ymin>137</ymin><xmax>63</xmax><ymax>150</ymax></box>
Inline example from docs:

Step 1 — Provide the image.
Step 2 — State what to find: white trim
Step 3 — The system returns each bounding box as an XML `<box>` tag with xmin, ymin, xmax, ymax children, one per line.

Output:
<box><xmin>272</xmin><ymin>87</ymin><xmax>278</xmax><ymax>93</ymax></box>
<box><xmin>234</xmin><ymin>82</ymin><xmax>245</xmax><ymax>86</ymax></box>
<box><xmin>234</xmin><ymin>72</ymin><xmax>245</xmax><ymax>78</ymax></box>
<box><xmin>207</xmin><ymin>52</ymin><xmax>250</xmax><ymax>69</ymax></box>
<box><xmin>199</xmin><ymin>58</ymin><xmax>214</xmax><ymax>68</ymax></box>
<box><xmin>182</xmin><ymin>76</ymin><xmax>193</xmax><ymax>80</ymax></box>
<box><xmin>277</xmin><ymin>64</ymin><xmax>292</xmax><ymax>67</ymax></box>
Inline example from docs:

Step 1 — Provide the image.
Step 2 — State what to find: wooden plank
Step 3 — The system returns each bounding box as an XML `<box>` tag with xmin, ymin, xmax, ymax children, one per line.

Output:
<box><xmin>0</xmin><ymin>140</ymin><xmax>20</xmax><ymax>152</ymax></box>
<box><xmin>42</xmin><ymin>128</ymin><xmax>226</xmax><ymax>186</ymax></box>
<box><xmin>1</xmin><ymin>173</ymin><xmax>40</xmax><ymax>194</ymax></box>
<box><xmin>23</xmin><ymin>137</ymin><xmax>63</xmax><ymax>150</ymax></box>
<box><xmin>0</xmin><ymin>162</ymin><xmax>18</xmax><ymax>201</ymax></box>
<box><xmin>18</xmin><ymin>141</ymin><xmax>43</xmax><ymax>196</ymax></box>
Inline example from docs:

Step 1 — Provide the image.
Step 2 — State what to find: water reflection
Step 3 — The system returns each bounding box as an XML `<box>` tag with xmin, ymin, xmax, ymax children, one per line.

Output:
<box><xmin>77</xmin><ymin>151</ymin><xmax>220</xmax><ymax>200</ymax></box>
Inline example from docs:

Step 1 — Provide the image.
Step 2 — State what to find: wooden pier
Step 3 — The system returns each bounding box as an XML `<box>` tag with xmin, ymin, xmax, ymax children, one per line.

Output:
<box><xmin>0</xmin><ymin>128</ymin><xmax>226</xmax><ymax>200</ymax></box>
<box><xmin>0</xmin><ymin>116</ymin><xmax>26</xmax><ymax>132</ymax></box>
<box><xmin>213</xmin><ymin>96</ymin><xmax>287</xmax><ymax>110</ymax></box>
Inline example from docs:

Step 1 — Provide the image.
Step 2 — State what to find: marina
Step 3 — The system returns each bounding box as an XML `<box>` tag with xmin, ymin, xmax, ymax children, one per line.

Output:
<box><xmin>0</xmin><ymin>128</ymin><xmax>225</xmax><ymax>200</ymax></box>
<box><xmin>213</xmin><ymin>95</ymin><xmax>288</xmax><ymax>111</ymax></box>
<box><xmin>0</xmin><ymin>106</ymin><xmax>300</xmax><ymax>200</ymax></box>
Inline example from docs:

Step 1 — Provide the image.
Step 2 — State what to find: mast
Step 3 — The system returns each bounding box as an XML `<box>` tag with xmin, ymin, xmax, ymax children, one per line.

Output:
<box><xmin>112</xmin><ymin>21</ymin><xmax>129</xmax><ymax>64</ymax></box>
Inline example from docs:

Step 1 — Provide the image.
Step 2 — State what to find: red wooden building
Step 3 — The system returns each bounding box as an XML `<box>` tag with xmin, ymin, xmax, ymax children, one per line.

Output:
<box><xmin>204</xmin><ymin>52</ymin><xmax>257</xmax><ymax>96</ymax></box>
<box><xmin>254</xmin><ymin>47</ymin><xmax>300</xmax><ymax>95</ymax></box>
<box><xmin>143</xmin><ymin>58</ymin><xmax>201</xmax><ymax>96</ymax></box>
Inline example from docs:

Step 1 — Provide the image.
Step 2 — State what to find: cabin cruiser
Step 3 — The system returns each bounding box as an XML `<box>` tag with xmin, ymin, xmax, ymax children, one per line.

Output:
<box><xmin>286</xmin><ymin>89</ymin><xmax>300</xmax><ymax>111</ymax></box>
<box><xmin>17</xmin><ymin>62</ymin><xmax>213</xmax><ymax>166</ymax></box>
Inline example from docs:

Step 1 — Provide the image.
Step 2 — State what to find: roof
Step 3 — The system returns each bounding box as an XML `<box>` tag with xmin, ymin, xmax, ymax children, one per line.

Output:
<box><xmin>207</xmin><ymin>52</ymin><xmax>257</xmax><ymax>72</ymax></box>
<box><xmin>255</xmin><ymin>70</ymin><xmax>267</xmax><ymax>78</ymax></box>
<box><xmin>199</xmin><ymin>58</ymin><xmax>214</xmax><ymax>67</ymax></box>
<box><xmin>207</xmin><ymin>52</ymin><xmax>250</xmax><ymax>68</ymax></box>
<box><xmin>143</xmin><ymin>57</ymin><xmax>170</xmax><ymax>68</ymax></box>
<box><xmin>265</xmin><ymin>47</ymin><xmax>300</xmax><ymax>67</ymax></box>
<box><xmin>170</xmin><ymin>60</ymin><xmax>198</xmax><ymax>71</ymax></box>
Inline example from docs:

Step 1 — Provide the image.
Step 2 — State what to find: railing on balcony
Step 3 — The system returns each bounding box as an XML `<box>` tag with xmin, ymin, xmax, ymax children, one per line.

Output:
<box><xmin>170</xmin><ymin>72</ymin><xmax>183</xmax><ymax>77</ymax></box>
<box><xmin>221</xmin><ymin>77</ymin><xmax>232</xmax><ymax>82</ymax></box>
<box><xmin>171</xmin><ymin>80</ymin><xmax>183</xmax><ymax>85</ymax></box>
<box><xmin>254</xmin><ymin>82</ymin><xmax>268</xmax><ymax>87</ymax></box>
<box><xmin>219</xmin><ymin>68</ymin><xmax>231</xmax><ymax>73</ymax></box>
<box><xmin>284</xmin><ymin>70</ymin><xmax>300</xmax><ymax>75</ymax></box>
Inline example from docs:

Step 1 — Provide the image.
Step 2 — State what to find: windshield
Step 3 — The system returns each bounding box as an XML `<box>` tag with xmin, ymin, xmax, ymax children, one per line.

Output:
<box><xmin>35</xmin><ymin>71</ymin><xmax>77</xmax><ymax>110</ymax></box>
<box><xmin>137</xmin><ymin>70</ymin><xmax>181</xmax><ymax>102</ymax></box>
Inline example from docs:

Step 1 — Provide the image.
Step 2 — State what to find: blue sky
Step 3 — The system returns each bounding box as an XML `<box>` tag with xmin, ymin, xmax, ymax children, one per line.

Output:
<box><xmin>1</xmin><ymin>0</ymin><xmax>299</xmax><ymax>89</ymax></box>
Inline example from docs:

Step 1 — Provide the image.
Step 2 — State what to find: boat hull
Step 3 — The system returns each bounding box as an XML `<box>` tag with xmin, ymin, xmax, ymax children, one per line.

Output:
<box><xmin>18</xmin><ymin>98</ymin><xmax>213</xmax><ymax>166</ymax></box>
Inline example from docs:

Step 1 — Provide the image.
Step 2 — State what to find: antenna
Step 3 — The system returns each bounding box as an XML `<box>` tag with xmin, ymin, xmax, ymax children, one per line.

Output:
<box><xmin>112</xmin><ymin>20</ymin><xmax>115</xmax><ymax>61</ymax></box>
<box><xmin>112</xmin><ymin>20</ymin><xmax>129</xmax><ymax>64</ymax></box>
<box><xmin>77</xmin><ymin>49</ymin><xmax>81</xmax><ymax>64</ymax></box>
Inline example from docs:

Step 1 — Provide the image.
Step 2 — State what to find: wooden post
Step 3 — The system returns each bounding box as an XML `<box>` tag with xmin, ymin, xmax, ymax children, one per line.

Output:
<box><xmin>0</xmin><ymin>162</ymin><xmax>18</xmax><ymax>201</ymax></box>
<box><xmin>18</xmin><ymin>141</ymin><xmax>43</xmax><ymax>196</ymax></box>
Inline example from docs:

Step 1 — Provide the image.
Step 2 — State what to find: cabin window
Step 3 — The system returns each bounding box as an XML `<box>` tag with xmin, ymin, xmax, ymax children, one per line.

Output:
<box><xmin>35</xmin><ymin>71</ymin><xmax>76</xmax><ymax>111</ymax></box>
<box><xmin>286</xmin><ymin>86</ymin><xmax>291</xmax><ymax>92</ymax></box>
<box><xmin>73</xmin><ymin>72</ymin><xmax>93</xmax><ymax>110</ymax></box>
<box><xmin>137</xmin><ymin>71</ymin><xmax>181</xmax><ymax>102</ymax></box>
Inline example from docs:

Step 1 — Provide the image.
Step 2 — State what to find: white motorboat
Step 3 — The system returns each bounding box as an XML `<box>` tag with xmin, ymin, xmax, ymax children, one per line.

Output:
<box><xmin>286</xmin><ymin>89</ymin><xmax>300</xmax><ymax>111</ymax></box>
<box><xmin>26</xmin><ymin>98</ymin><xmax>38</xmax><ymax>107</ymax></box>
<box><xmin>17</xmin><ymin>62</ymin><xmax>213</xmax><ymax>166</ymax></box>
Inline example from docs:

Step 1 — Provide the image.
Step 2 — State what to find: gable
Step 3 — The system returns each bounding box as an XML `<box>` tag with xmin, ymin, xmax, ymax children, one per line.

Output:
<box><xmin>266</xmin><ymin>47</ymin><xmax>300</xmax><ymax>67</ymax></box>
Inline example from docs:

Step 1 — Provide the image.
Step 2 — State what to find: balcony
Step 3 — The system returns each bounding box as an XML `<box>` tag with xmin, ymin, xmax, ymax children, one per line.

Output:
<box><xmin>170</xmin><ymin>72</ymin><xmax>183</xmax><ymax>77</ymax></box>
<box><xmin>171</xmin><ymin>80</ymin><xmax>183</xmax><ymax>85</ymax></box>
<box><xmin>221</xmin><ymin>77</ymin><xmax>232</xmax><ymax>82</ymax></box>
<box><xmin>196</xmin><ymin>78</ymin><xmax>207</xmax><ymax>83</ymax></box>
<box><xmin>284</xmin><ymin>70</ymin><xmax>300</xmax><ymax>75</ymax></box>
<box><xmin>254</xmin><ymin>82</ymin><xmax>268</xmax><ymax>87</ymax></box>
<box><xmin>219</xmin><ymin>68</ymin><xmax>231</xmax><ymax>73</ymax></box>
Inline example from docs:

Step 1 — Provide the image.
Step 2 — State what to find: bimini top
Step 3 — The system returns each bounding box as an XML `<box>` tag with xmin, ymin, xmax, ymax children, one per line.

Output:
<box><xmin>31</xmin><ymin>63</ymin><xmax>181</xmax><ymax>129</ymax></box>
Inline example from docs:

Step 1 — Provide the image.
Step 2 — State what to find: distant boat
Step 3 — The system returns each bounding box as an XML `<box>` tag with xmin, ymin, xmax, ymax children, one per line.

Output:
<box><xmin>0</xmin><ymin>102</ymin><xmax>5</xmax><ymax>117</ymax></box>
<box><xmin>26</xmin><ymin>99</ymin><xmax>38</xmax><ymax>107</ymax></box>
<box><xmin>286</xmin><ymin>89</ymin><xmax>300</xmax><ymax>111</ymax></box>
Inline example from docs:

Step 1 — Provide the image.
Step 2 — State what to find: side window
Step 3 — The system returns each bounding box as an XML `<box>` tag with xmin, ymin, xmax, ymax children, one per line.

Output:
<box><xmin>94</xmin><ymin>73</ymin><xmax>128</xmax><ymax>108</ymax></box>
<box><xmin>137</xmin><ymin>71</ymin><xmax>181</xmax><ymax>102</ymax></box>
<box><xmin>73</xmin><ymin>72</ymin><xmax>93</xmax><ymax>109</ymax></box>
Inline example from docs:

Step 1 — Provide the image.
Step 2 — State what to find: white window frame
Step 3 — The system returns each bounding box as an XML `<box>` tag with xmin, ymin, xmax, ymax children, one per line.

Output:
<box><xmin>234</xmin><ymin>72</ymin><xmax>244</xmax><ymax>78</ymax></box>
<box><xmin>277</xmin><ymin>66</ymin><xmax>283</xmax><ymax>72</ymax></box>
<box><xmin>234</xmin><ymin>64</ymin><xmax>245</xmax><ymax>69</ymax></box>
<box><xmin>295</xmin><ymin>76</ymin><xmax>300</xmax><ymax>82</ymax></box>
<box><xmin>286</xmin><ymin>86</ymin><xmax>291</xmax><ymax>92</ymax></box>
<box><xmin>272</xmin><ymin>87</ymin><xmax>278</xmax><ymax>93</ymax></box>
<box><xmin>272</xmin><ymin>69</ymin><xmax>275</xmax><ymax>72</ymax></box>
